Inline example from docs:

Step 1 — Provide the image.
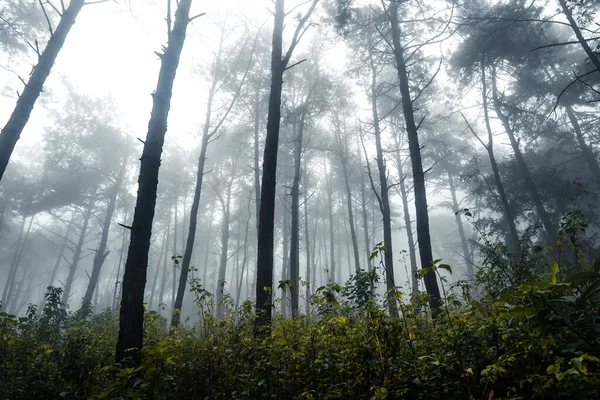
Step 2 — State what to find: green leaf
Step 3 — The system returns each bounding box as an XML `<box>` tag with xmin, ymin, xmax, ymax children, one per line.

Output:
<box><xmin>438</xmin><ymin>264</ymin><xmax>452</xmax><ymax>274</ymax></box>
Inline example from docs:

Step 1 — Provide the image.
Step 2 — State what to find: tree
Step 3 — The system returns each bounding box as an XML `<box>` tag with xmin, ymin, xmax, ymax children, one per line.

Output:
<box><xmin>255</xmin><ymin>0</ymin><xmax>319</xmax><ymax>330</ymax></box>
<box><xmin>116</xmin><ymin>0</ymin><xmax>194</xmax><ymax>364</ymax></box>
<box><xmin>171</xmin><ymin>22</ymin><xmax>254</xmax><ymax>329</ymax></box>
<box><xmin>0</xmin><ymin>0</ymin><xmax>87</xmax><ymax>182</ymax></box>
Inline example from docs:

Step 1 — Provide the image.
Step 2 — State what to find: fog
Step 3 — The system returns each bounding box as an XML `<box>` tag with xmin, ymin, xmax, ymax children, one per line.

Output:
<box><xmin>0</xmin><ymin>0</ymin><xmax>598</xmax><ymax>327</ymax></box>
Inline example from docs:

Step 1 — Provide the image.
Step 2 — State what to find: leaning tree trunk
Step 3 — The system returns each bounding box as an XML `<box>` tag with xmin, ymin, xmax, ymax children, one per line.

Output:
<box><xmin>557</xmin><ymin>0</ymin><xmax>600</xmax><ymax>73</ymax></box>
<box><xmin>476</xmin><ymin>56</ymin><xmax>520</xmax><ymax>252</ymax></box>
<box><xmin>490</xmin><ymin>66</ymin><xmax>557</xmax><ymax>240</ymax></box>
<box><xmin>171</xmin><ymin>98</ymin><xmax>212</xmax><ymax>328</ymax></box>
<box><xmin>0</xmin><ymin>0</ymin><xmax>85</xmax><ymax>182</ymax></box>
<box><xmin>565</xmin><ymin>105</ymin><xmax>600</xmax><ymax>185</ymax></box>
<box><xmin>388</xmin><ymin>1</ymin><xmax>441</xmax><ymax>311</ymax></box>
<box><xmin>1</xmin><ymin>215</ymin><xmax>27</xmax><ymax>308</ymax></box>
<box><xmin>447</xmin><ymin>170</ymin><xmax>474</xmax><ymax>278</ymax></box>
<box><xmin>368</xmin><ymin>56</ymin><xmax>399</xmax><ymax>318</ymax></box>
<box><xmin>392</xmin><ymin>132</ymin><xmax>418</xmax><ymax>296</ymax></box>
<box><xmin>80</xmin><ymin>156</ymin><xmax>128</xmax><ymax>313</ymax></box>
<box><xmin>116</xmin><ymin>0</ymin><xmax>193</xmax><ymax>364</ymax></box>
<box><xmin>62</xmin><ymin>200</ymin><xmax>94</xmax><ymax>306</ymax></box>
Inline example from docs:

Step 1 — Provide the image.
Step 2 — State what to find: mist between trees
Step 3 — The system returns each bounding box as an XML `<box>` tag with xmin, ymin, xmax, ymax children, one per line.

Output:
<box><xmin>0</xmin><ymin>0</ymin><xmax>599</xmax><ymax>398</ymax></box>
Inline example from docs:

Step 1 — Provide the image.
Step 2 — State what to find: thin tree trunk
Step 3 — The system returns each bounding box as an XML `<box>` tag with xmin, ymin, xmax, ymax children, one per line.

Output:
<box><xmin>158</xmin><ymin>205</ymin><xmax>174</xmax><ymax>308</ymax></box>
<box><xmin>149</xmin><ymin>208</ymin><xmax>170</xmax><ymax>309</ymax></box>
<box><xmin>557</xmin><ymin>0</ymin><xmax>600</xmax><ymax>73</ymax></box>
<box><xmin>62</xmin><ymin>200</ymin><xmax>93</xmax><ymax>306</ymax></box>
<box><xmin>289</xmin><ymin>112</ymin><xmax>306</xmax><ymax>317</ymax></box>
<box><xmin>113</xmin><ymin>220</ymin><xmax>129</xmax><ymax>311</ymax></box>
<box><xmin>491</xmin><ymin>65</ymin><xmax>556</xmax><ymax>240</ymax></box>
<box><xmin>5</xmin><ymin>215</ymin><xmax>34</xmax><ymax>312</ymax></box>
<box><xmin>327</xmin><ymin>172</ymin><xmax>336</xmax><ymax>284</ymax></box>
<box><xmin>358</xmin><ymin>139</ymin><xmax>372</xmax><ymax>272</ymax></box>
<box><xmin>368</xmin><ymin>55</ymin><xmax>398</xmax><ymax>317</ymax></box>
<box><xmin>0</xmin><ymin>0</ymin><xmax>86</xmax><ymax>182</ymax></box>
<box><xmin>254</xmin><ymin>90</ymin><xmax>261</xmax><ymax>234</ymax></box>
<box><xmin>80</xmin><ymin>156</ymin><xmax>128</xmax><ymax>313</ymax></box>
<box><xmin>235</xmin><ymin>206</ymin><xmax>252</xmax><ymax>311</ymax></box>
<box><xmin>116</xmin><ymin>0</ymin><xmax>193</xmax><ymax>364</ymax></box>
<box><xmin>1</xmin><ymin>215</ymin><xmax>27</xmax><ymax>308</ymax></box>
<box><xmin>388</xmin><ymin>1</ymin><xmax>440</xmax><ymax>312</ymax></box>
<box><xmin>303</xmin><ymin>168</ymin><xmax>311</xmax><ymax>312</ymax></box>
<box><xmin>216</xmin><ymin>183</ymin><xmax>232</xmax><ymax>319</ymax></box>
<box><xmin>565</xmin><ymin>105</ymin><xmax>600</xmax><ymax>185</ymax></box>
<box><xmin>338</xmin><ymin>139</ymin><xmax>360</xmax><ymax>274</ymax></box>
<box><xmin>471</xmin><ymin>56</ymin><xmax>520</xmax><ymax>252</ymax></box>
<box><xmin>171</xmin><ymin>104</ymin><xmax>211</xmax><ymax>328</ymax></box>
<box><xmin>447</xmin><ymin>170</ymin><xmax>474</xmax><ymax>278</ymax></box>
<box><xmin>392</xmin><ymin>133</ymin><xmax>419</xmax><ymax>296</ymax></box>
<box><xmin>280</xmin><ymin>198</ymin><xmax>290</xmax><ymax>317</ymax></box>
<box><xmin>171</xmin><ymin>186</ymin><xmax>178</xmax><ymax>309</ymax></box>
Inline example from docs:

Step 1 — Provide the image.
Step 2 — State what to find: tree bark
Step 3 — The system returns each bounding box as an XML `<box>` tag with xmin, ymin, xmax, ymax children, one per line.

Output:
<box><xmin>80</xmin><ymin>156</ymin><xmax>128</xmax><ymax>313</ymax></box>
<box><xmin>116</xmin><ymin>0</ymin><xmax>193</xmax><ymax>364</ymax></box>
<box><xmin>0</xmin><ymin>0</ymin><xmax>86</xmax><ymax>182</ymax></box>
<box><xmin>388</xmin><ymin>1</ymin><xmax>441</xmax><ymax>311</ymax></box>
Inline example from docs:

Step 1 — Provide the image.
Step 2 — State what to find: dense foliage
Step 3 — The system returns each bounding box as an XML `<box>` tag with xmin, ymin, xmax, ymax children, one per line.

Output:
<box><xmin>2</xmin><ymin>222</ymin><xmax>599</xmax><ymax>399</ymax></box>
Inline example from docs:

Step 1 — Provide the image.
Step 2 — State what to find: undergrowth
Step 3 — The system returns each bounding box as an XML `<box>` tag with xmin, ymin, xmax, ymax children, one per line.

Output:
<box><xmin>1</xmin><ymin>213</ymin><xmax>599</xmax><ymax>399</ymax></box>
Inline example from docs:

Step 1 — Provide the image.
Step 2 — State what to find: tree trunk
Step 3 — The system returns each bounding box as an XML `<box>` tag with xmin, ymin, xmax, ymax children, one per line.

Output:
<box><xmin>112</xmin><ymin>217</ymin><xmax>129</xmax><ymax>311</ymax></box>
<box><xmin>327</xmin><ymin>173</ymin><xmax>336</xmax><ymax>284</ymax></box>
<box><xmin>235</xmin><ymin>207</ymin><xmax>252</xmax><ymax>311</ymax></box>
<box><xmin>171</xmin><ymin>99</ymin><xmax>212</xmax><ymax>328</ymax></box>
<box><xmin>557</xmin><ymin>0</ymin><xmax>600</xmax><ymax>73</ymax></box>
<box><xmin>368</xmin><ymin>56</ymin><xmax>399</xmax><ymax>317</ymax></box>
<box><xmin>149</xmin><ymin>207</ymin><xmax>170</xmax><ymax>309</ymax></box>
<box><xmin>255</xmin><ymin>0</ymin><xmax>286</xmax><ymax>328</ymax></box>
<box><xmin>254</xmin><ymin>90</ymin><xmax>262</xmax><ymax>235</ymax></box>
<box><xmin>358</xmin><ymin>138</ymin><xmax>372</xmax><ymax>272</ymax></box>
<box><xmin>280</xmin><ymin>197</ymin><xmax>290</xmax><ymax>317</ymax></box>
<box><xmin>255</xmin><ymin>0</ymin><xmax>318</xmax><ymax>329</ymax></box>
<box><xmin>116</xmin><ymin>0</ymin><xmax>193</xmax><ymax>364</ymax></box>
<box><xmin>388</xmin><ymin>1</ymin><xmax>441</xmax><ymax>312</ymax></box>
<box><xmin>80</xmin><ymin>156</ymin><xmax>128</xmax><ymax>313</ymax></box>
<box><xmin>303</xmin><ymin>167</ymin><xmax>311</xmax><ymax>312</ymax></box>
<box><xmin>339</xmin><ymin>146</ymin><xmax>360</xmax><ymax>275</ymax></box>
<box><xmin>565</xmin><ymin>105</ymin><xmax>600</xmax><ymax>185</ymax></box>
<box><xmin>392</xmin><ymin>133</ymin><xmax>419</xmax><ymax>296</ymax></box>
<box><xmin>216</xmin><ymin>183</ymin><xmax>233</xmax><ymax>319</ymax></box>
<box><xmin>0</xmin><ymin>0</ymin><xmax>86</xmax><ymax>182</ymax></box>
<box><xmin>477</xmin><ymin>56</ymin><xmax>520</xmax><ymax>252</ymax></box>
<box><xmin>289</xmin><ymin>112</ymin><xmax>306</xmax><ymax>317</ymax></box>
<box><xmin>62</xmin><ymin>200</ymin><xmax>93</xmax><ymax>306</ymax></box>
<box><xmin>5</xmin><ymin>215</ymin><xmax>34</xmax><ymax>312</ymax></box>
<box><xmin>1</xmin><ymin>215</ymin><xmax>27</xmax><ymax>308</ymax></box>
<box><xmin>490</xmin><ymin>65</ymin><xmax>557</xmax><ymax>240</ymax></box>
<box><xmin>447</xmin><ymin>170</ymin><xmax>474</xmax><ymax>278</ymax></box>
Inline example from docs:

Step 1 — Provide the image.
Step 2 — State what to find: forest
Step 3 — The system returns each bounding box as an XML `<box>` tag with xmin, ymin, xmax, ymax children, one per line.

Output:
<box><xmin>0</xmin><ymin>0</ymin><xmax>599</xmax><ymax>398</ymax></box>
